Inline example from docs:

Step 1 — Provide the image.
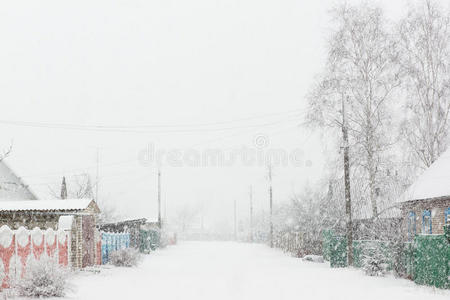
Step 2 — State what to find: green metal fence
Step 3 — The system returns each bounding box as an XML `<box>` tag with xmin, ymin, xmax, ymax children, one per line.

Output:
<box><xmin>330</xmin><ymin>236</ymin><xmax>348</xmax><ymax>268</ymax></box>
<box><xmin>139</xmin><ymin>229</ymin><xmax>161</xmax><ymax>253</ymax></box>
<box><xmin>322</xmin><ymin>230</ymin><xmax>333</xmax><ymax>262</ymax></box>
<box><xmin>323</xmin><ymin>232</ymin><xmax>347</xmax><ymax>268</ymax></box>
<box><xmin>322</xmin><ymin>229</ymin><xmax>449</xmax><ymax>289</ymax></box>
<box><xmin>414</xmin><ymin>235</ymin><xmax>449</xmax><ymax>289</ymax></box>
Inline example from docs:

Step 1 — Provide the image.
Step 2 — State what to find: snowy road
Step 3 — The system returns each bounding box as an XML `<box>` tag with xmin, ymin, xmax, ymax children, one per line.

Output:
<box><xmin>67</xmin><ymin>242</ymin><xmax>449</xmax><ymax>300</ymax></box>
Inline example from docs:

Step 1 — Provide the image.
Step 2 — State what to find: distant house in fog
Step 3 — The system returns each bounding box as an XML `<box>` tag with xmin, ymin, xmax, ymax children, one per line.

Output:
<box><xmin>399</xmin><ymin>149</ymin><xmax>450</xmax><ymax>240</ymax></box>
<box><xmin>0</xmin><ymin>160</ymin><xmax>38</xmax><ymax>200</ymax></box>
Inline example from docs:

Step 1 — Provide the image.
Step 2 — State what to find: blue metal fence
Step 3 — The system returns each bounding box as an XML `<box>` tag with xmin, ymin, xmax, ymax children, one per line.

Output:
<box><xmin>101</xmin><ymin>232</ymin><xmax>131</xmax><ymax>264</ymax></box>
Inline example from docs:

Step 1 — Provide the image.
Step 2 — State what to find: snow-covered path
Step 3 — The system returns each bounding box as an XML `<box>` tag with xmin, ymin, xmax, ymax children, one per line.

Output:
<box><xmin>67</xmin><ymin>242</ymin><xmax>449</xmax><ymax>300</ymax></box>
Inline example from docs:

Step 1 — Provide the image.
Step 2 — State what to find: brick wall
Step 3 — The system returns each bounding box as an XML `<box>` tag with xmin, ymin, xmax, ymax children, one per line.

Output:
<box><xmin>0</xmin><ymin>213</ymin><xmax>59</xmax><ymax>230</ymax></box>
<box><xmin>70</xmin><ymin>215</ymin><xmax>83</xmax><ymax>268</ymax></box>
<box><xmin>401</xmin><ymin>197</ymin><xmax>450</xmax><ymax>239</ymax></box>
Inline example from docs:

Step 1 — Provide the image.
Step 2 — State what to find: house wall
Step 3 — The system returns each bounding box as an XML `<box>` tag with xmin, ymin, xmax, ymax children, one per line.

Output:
<box><xmin>71</xmin><ymin>215</ymin><xmax>83</xmax><ymax>268</ymax></box>
<box><xmin>0</xmin><ymin>212</ymin><xmax>59</xmax><ymax>230</ymax></box>
<box><xmin>401</xmin><ymin>197</ymin><xmax>450</xmax><ymax>238</ymax></box>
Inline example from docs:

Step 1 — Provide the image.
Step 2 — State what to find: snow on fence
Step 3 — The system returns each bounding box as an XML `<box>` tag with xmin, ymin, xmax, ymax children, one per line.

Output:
<box><xmin>322</xmin><ymin>229</ymin><xmax>450</xmax><ymax>289</ymax></box>
<box><xmin>0</xmin><ymin>225</ymin><xmax>70</xmax><ymax>289</ymax></box>
<box><xmin>273</xmin><ymin>231</ymin><xmax>321</xmax><ymax>258</ymax></box>
<box><xmin>139</xmin><ymin>229</ymin><xmax>160</xmax><ymax>253</ymax></box>
<box><xmin>100</xmin><ymin>232</ymin><xmax>130</xmax><ymax>264</ymax></box>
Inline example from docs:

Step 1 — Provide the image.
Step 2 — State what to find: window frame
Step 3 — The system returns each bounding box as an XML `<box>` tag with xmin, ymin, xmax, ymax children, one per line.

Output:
<box><xmin>445</xmin><ymin>207</ymin><xmax>449</xmax><ymax>225</ymax></box>
<box><xmin>422</xmin><ymin>209</ymin><xmax>432</xmax><ymax>234</ymax></box>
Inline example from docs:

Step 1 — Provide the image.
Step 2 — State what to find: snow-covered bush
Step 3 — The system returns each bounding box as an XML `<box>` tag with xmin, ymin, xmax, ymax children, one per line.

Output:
<box><xmin>391</xmin><ymin>241</ymin><xmax>407</xmax><ymax>277</ymax></box>
<box><xmin>302</xmin><ymin>255</ymin><xmax>324</xmax><ymax>263</ymax></box>
<box><xmin>362</xmin><ymin>242</ymin><xmax>388</xmax><ymax>277</ymax></box>
<box><xmin>14</xmin><ymin>256</ymin><xmax>71</xmax><ymax>298</ymax></box>
<box><xmin>109</xmin><ymin>248</ymin><xmax>141</xmax><ymax>267</ymax></box>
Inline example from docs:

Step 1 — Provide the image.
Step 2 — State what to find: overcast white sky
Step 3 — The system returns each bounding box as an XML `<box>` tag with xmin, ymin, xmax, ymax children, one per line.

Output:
<box><xmin>0</xmin><ymin>0</ymin><xmax>408</xmax><ymax>230</ymax></box>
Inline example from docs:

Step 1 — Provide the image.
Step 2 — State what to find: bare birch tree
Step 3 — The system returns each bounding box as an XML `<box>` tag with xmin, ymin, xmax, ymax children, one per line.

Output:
<box><xmin>307</xmin><ymin>3</ymin><xmax>400</xmax><ymax>219</ymax></box>
<box><xmin>49</xmin><ymin>173</ymin><xmax>118</xmax><ymax>222</ymax></box>
<box><xmin>397</xmin><ymin>0</ymin><xmax>450</xmax><ymax>168</ymax></box>
<box><xmin>49</xmin><ymin>173</ymin><xmax>95</xmax><ymax>199</ymax></box>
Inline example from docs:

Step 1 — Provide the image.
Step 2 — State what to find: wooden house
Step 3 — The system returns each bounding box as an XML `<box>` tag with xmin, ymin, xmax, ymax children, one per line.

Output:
<box><xmin>399</xmin><ymin>149</ymin><xmax>450</xmax><ymax>240</ymax></box>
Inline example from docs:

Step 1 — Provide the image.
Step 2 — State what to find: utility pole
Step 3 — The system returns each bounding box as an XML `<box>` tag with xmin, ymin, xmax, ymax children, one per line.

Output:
<box><xmin>249</xmin><ymin>185</ymin><xmax>253</xmax><ymax>243</ymax></box>
<box><xmin>95</xmin><ymin>149</ymin><xmax>99</xmax><ymax>203</ymax></box>
<box><xmin>158</xmin><ymin>169</ymin><xmax>162</xmax><ymax>229</ymax></box>
<box><xmin>200</xmin><ymin>201</ymin><xmax>204</xmax><ymax>232</ymax></box>
<box><xmin>164</xmin><ymin>190</ymin><xmax>167</xmax><ymax>225</ymax></box>
<box><xmin>234</xmin><ymin>199</ymin><xmax>237</xmax><ymax>241</ymax></box>
<box><xmin>268</xmin><ymin>165</ymin><xmax>273</xmax><ymax>248</ymax></box>
<box><xmin>342</xmin><ymin>96</ymin><xmax>353</xmax><ymax>266</ymax></box>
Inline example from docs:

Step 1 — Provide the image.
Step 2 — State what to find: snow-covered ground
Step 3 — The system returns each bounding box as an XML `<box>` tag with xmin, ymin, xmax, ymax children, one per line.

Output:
<box><xmin>64</xmin><ymin>242</ymin><xmax>449</xmax><ymax>300</ymax></box>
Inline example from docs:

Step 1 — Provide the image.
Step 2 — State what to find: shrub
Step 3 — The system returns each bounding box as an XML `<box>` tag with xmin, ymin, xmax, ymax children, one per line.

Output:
<box><xmin>391</xmin><ymin>241</ymin><xmax>407</xmax><ymax>278</ymax></box>
<box><xmin>109</xmin><ymin>248</ymin><xmax>141</xmax><ymax>267</ymax></box>
<box><xmin>362</xmin><ymin>242</ymin><xmax>388</xmax><ymax>277</ymax></box>
<box><xmin>14</xmin><ymin>257</ymin><xmax>71</xmax><ymax>298</ymax></box>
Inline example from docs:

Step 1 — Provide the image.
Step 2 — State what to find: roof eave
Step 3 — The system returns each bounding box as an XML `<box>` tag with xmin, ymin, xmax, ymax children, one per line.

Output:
<box><xmin>400</xmin><ymin>195</ymin><xmax>450</xmax><ymax>206</ymax></box>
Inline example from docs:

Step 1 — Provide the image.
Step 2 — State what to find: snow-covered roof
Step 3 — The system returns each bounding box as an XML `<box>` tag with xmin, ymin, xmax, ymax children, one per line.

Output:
<box><xmin>0</xmin><ymin>198</ymin><xmax>94</xmax><ymax>212</ymax></box>
<box><xmin>399</xmin><ymin>148</ymin><xmax>450</xmax><ymax>202</ymax></box>
<box><xmin>0</xmin><ymin>160</ymin><xmax>39</xmax><ymax>200</ymax></box>
<box><xmin>125</xmin><ymin>214</ymin><xmax>159</xmax><ymax>223</ymax></box>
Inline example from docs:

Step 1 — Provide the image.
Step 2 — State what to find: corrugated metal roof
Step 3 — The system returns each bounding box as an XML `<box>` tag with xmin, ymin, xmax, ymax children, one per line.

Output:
<box><xmin>0</xmin><ymin>198</ymin><xmax>93</xmax><ymax>212</ymax></box>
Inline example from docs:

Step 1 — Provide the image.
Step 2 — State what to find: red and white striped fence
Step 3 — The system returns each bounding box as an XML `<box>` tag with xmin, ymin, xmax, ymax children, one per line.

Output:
<box><xmin>0</xmin><ymin>225</ymin><xmax>70</xmax><ymax>289</ymax></box>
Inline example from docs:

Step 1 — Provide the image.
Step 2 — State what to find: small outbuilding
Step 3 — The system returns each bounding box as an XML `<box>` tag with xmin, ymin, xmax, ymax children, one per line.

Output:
<box><xmin>0</xmin><ymin>198</ymin><xmax>100</xmax><ymax>268</ymax></box>
<box><xmin>100</xmin><ymin>216</ymin><xmax>162</xmax><ymax>252</ymax></box>
<box><xmin>99</xmin><ymin>218</ymin><xmax>147</xmax><ymax>249</ymax></box>
<box><xmin>399</xmin><ymin>149</ymin><xmax>450</xmax><ymax>240</ymax></box>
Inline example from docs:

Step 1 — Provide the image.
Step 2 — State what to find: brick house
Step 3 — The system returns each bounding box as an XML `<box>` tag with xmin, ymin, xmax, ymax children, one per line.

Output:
<box><xmin>399</xmin><ymin>149</ymin><xmax>450</xmax><ymax>240</ymax></box>
<box><xmin>0</xmin><ymin>198</ymin><xmax>100</xmax><ymax>268</ymax></box>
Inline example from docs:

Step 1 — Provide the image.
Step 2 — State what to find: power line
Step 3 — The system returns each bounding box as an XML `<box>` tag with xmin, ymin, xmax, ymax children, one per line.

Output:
<box><xmin>25</xmin><ymin>170</ymin><xmax>152</xmax><ymax>186</ymax></box>
<box><xmin>17</xmin><ymin>116</ymin><xmax>305</xmax><ymax>179</ymax></box>
<box><xmin>18</xmin><ymin>157</ymin><xmax>141</xmax><ymax>179</ymax></box>
<box><xmin>0</xmin><ymin>110</ymin><xmax>305</xmax><ymax>134</ymax></box>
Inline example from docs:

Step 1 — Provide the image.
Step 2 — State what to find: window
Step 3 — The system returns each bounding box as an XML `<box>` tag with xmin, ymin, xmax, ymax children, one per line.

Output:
<box><xmin>445</xmin><ymin>207</ymin><xmax>450</xmax><ymax>225</ymax></box>
<box><xmin>422</xmin><ymin>210</ymin><xmax>432</xmax><ymax>234</ymax></box>
<box><xmin>407</xmin><ymin>211</ymin><xmax>416</xmax><ymax>241</ymax></box>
